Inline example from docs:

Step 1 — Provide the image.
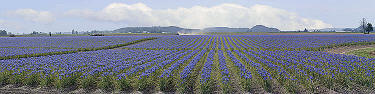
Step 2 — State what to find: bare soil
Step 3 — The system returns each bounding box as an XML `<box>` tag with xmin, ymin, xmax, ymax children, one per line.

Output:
<box><xmin>0</xmin><ymin>85</ymin><xmax>58</xmax><ymax>94</ymax></box>
<box><xmin>325</xmin><ymin>44</ymin><xmax>375</xmax><ymax>54</ymax></box>
<box><xmin>0</xmin><ymin>84</ymin><xmax>156</xmax><ymax>94</ymax></box>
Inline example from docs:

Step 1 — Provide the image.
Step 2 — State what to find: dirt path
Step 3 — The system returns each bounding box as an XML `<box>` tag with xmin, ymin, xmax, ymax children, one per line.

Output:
<box><xmin>0</xmin><ymin>85</ymin><xmax>59</xmax><ymax>94</ymax></box>
<box><xmin>325</xmin><ymin>44</ymin><xmax>375</xmax><ymax>54</ymax></box>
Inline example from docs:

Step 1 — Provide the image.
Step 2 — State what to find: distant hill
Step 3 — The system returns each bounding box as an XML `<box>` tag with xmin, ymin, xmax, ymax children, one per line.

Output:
<box><xmin>318</xmin><ymin>28</ymin><xmax>347</xmax><ymax>31</ymax></box>
<box><xmin>201</xmin><ymin>25</ymin><xmax>280</xmax><ymax>32</ymax></box>
<box><xmin>312</xmin><ymin>27</ymin><xmax>368</xmax><ymax>32</ymax></box>
<box><xmin>315</xmin><ymin>28</ymin><xmax>355</xmax><ymax>32</ymax></box>
<box><xmin>112</xmin><ymin>26</ymin><xmax>184</xmax><ymax>33</ymax></box>
<box><xmin>86</xmin><ymin>24</ymin><xmax>374</xmax><ymax>34</ymax></box>
<box><xmin>249</xmin><ymin>25</ymin><xmax>280</xmax><ymax>32</ymax></box>
<box><xmin>106</xmin><ymin>25</ymin><xmax>283</xmax><ymax>34</ymax></box>
<box><xmin>202</xmin><ymin>27</ymin><xmax>250</xmax><ymax>32</ymax></box>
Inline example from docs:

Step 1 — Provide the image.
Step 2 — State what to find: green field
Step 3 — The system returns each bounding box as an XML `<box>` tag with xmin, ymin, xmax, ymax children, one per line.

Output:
<box><xmin>347</xmin><ymin>48</ymin><xmax>375</xmax><ymax>58</ymax></box>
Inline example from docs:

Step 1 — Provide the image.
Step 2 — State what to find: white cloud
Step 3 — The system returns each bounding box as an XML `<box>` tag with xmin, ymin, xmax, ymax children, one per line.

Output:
<box><xmin>0</xmin><ymin>19</ymin><xmax>26</xmax><ymax>32</ymax></box>
<box><xmin>11</xmin><ymin>9</ymin><xmax>55</xmax><ymax>23</ymax></box>
<box><xmin>66</xmin><ymin>3</ymin><xmax>332</xmax><ymax>30</ymax></box>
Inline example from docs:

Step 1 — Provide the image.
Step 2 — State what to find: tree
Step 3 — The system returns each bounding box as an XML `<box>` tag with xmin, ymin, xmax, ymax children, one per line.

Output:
<box><xmin>303</xmin><ymin>28</ymin><xmax>308</xmax><ymax>32</ymax></box>
<box><xmin>72</xmin><ymin>29</ymin><xmax>75</xmax><ymax>34</ymax></box>
<box><xmin>32</xmin><ymin>31</ymin><xmax>39</xmax><ymax>35</ymax></box>
<box><xmin>366</xmin><ymin>23</ymin><xmax>373</xmax><ymax>34</ymax></box>
<box><xmin>361</xmin><ymin>18</ymin><xmax>372</xmax><ymax>34</ymax></box>
<box><xmin>0</xmin><ymin>30</ymin><xmax>7</xmax><ymax>36</ymax></box>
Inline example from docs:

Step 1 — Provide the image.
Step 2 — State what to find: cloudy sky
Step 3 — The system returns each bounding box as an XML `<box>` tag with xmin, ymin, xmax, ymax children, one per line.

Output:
<box><xmin>0</xmin><ymin>0</ymin><xmax>374</xmax><ymax>33</ymax></box>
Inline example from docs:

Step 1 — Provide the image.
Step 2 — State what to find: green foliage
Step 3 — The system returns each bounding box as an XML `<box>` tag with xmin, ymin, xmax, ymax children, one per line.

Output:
<box><xmin>201</xmin><ymin>80</ymin><xmax>215</xmax><ymax>94</ymax></box>
<box><xmin>242</xmin><ymin>79</ymin><xmax>253</xmax><ymax>92</ymax></box>
<box><xmin>137</xmin><ymin>77</ymin><xmax>155</xmax><ymax>93</ymax></box>
<box><xmin>222</xmin><ymin>83</ymin><xmax>231</xmax><ymax>94</ymax></box>
<box><xmin>115</xmin><ymin>78</ymin><xmax>133</xmax><ymax>92</ymax></box>
<box><xmin>159</xmin><ymin>77</ymin><xmax>176</xmax><ymax>92</ymax></box>
<box><xmin>40</xmin><ymin>75</ymin><xmax>54</xmax><ymax>87</ymax></box>
<box><xmin>10</xmin><ymin>74</ymin><xmax>23</xmax><ymax>85</ymax></box>
<box><xmin>263</xmin><ymin>79</ymin><xmax>273</xmax><ymax>93</ymax></box>
<box><xmin>283</xmin><ymin>81</ymin><xmax>297</xmax><ymax>93</ymax></box>
<box><xmin>24</xmin><ymin>74</ymin><xmax>39</xmax><ymax>87</ymax></box>
<box><xmin>0</xmin><ymin>71</ymin><xmax>10</xmax><ymax>85</ymax></box>
<box><xmin>347</xmin><ymin>47</ymin><xmax>375</xmax><ymax>58</ymax></box>
<box><xmin>98</xmin><ymin>76</ymin><xmax>114</xmax><ymax>91</ymax></box>
<box><xmin>80</xmin><ymin>76</ymin><xmax>96</xmax><ymax>90</ymax></box>
<box><xmin>366</xmin><ymin>23</ymin><xmax>373</xmax><ymax>32</ymax></box>
<box><xmin>55</xmin><ymin>75</ymin><xmax>78</xmax><ymax>89</ymax></box>
<box><xmin>181</xmin><ymin>78</ymin><xmax>196</xmax><ymax>93</ymax></box>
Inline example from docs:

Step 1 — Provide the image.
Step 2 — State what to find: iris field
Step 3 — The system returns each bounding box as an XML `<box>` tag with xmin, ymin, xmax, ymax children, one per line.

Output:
<box><xmin>1</xmin><ymin>35</ymin><xmax>375</xmax><ymax>93</ymax></box>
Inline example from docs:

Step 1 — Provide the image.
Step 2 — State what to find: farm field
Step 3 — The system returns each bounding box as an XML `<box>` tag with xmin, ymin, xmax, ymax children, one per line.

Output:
<box><xmin>346</xmin><ymin>47</ymin><xmax>375</xmax><ymax>58</ymax></box>
<box><xmin>1</xmin><ymin>35</ymin><xmax>375</xmax><ymax>93</ymax></box>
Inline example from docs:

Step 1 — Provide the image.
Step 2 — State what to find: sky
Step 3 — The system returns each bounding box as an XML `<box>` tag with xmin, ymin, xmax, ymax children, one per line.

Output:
<box><xmin>0</xmin><ymin>0</ymin><xmax>374</xmax><ymax>33</ymax></box>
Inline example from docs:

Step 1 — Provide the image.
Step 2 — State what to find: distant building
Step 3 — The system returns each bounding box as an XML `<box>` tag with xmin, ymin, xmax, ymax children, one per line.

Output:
<box><xmin>142</xmin><ymin>31</ymin><xmax>150</xmax><ymax>33</ymax></box>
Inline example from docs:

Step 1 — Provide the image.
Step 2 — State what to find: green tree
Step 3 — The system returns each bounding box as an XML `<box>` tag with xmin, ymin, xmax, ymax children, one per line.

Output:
<box><xmin>366</xmin><ymin>23</ymin><xmax>373</xmax><ymax>34</ymax></box>
<box><xmin>303</xmin><ymin>28</ymin><xmax>309</xmax><ymax>32</ymax></box>
<box><xmin>0</xmin><ymin>30</ymin><xmax>7</xmax><ymax>36</ymax></box>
